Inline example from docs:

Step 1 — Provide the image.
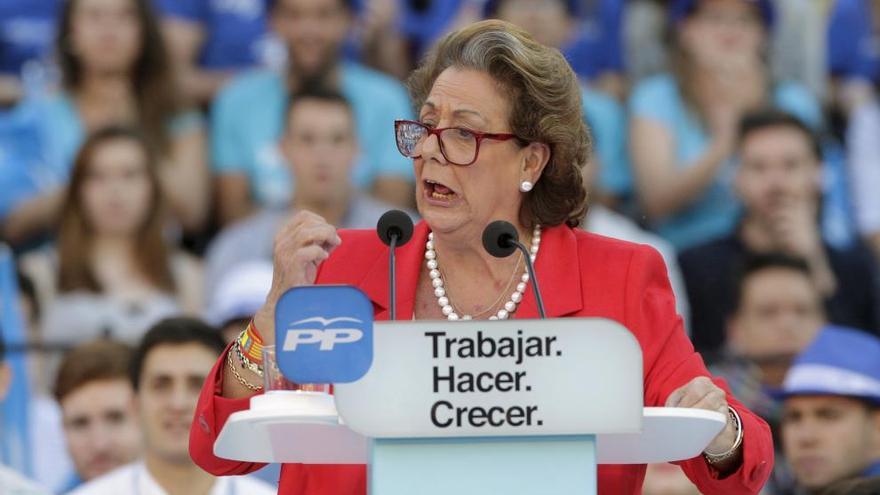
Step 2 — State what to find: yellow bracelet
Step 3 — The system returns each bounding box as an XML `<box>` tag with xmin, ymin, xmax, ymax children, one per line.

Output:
<box><xmin>239</xmin><ymin>321</ymin><xmax>264</xmax><ymax>364</ymax></box>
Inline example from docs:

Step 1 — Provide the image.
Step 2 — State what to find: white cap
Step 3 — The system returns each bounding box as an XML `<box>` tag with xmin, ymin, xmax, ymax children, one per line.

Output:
<box><xmin>206</xmin><ymin>261</ymin><xmax>274</xmax><ymax>327</ymax></box>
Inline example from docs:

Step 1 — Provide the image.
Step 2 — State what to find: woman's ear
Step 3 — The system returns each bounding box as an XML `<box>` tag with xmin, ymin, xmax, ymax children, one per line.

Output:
<box><xmin>521</xmin><ymin>142</ymin><xmax>551</xmax><ymax>184</ymax></box>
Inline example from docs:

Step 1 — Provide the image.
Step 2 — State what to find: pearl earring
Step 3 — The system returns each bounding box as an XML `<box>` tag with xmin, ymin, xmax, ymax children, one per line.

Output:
<box><xmin>520</xmin><ymin>181</ymin><xmax>533</xmax><ymax>192</ymax></box>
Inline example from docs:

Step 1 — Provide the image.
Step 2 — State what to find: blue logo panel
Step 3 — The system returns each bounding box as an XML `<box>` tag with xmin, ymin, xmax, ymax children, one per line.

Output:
<box><xmin>275</xmin><ymin>285</ymin><xmax>374</xmax><ymax>384</ymax></box>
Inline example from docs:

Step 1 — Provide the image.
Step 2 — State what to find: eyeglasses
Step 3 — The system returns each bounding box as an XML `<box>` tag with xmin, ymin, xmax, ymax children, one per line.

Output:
<box><xmin>394</xmin><ymin>119</ymin><xmax>525</xmax><ymax>166</ymax></box>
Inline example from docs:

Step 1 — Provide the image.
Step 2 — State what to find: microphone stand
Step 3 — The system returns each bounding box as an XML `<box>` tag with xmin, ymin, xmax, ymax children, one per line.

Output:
<box><xmin>389</xmin><ymin>233</ymin><xmax>398</xmax><ymax>321</ymax></box>
<box><xmin>508</xmin><ymin>238</ymin><xmax>546</xmax><ymax>319</ymax></box>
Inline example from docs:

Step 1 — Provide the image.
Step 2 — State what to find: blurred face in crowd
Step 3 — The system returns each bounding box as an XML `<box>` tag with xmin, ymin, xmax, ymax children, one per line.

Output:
<box><xmin>282</xmin><ymin>98</ymin><xmax>357</xmax><ymax>207</ymax></box>
<box><xmin>80</xmin><ymin>137</ymin><xmax>154</xmax><ymax>237</ymax></box>
<box><xmin>783</xmin><ymin>396</ymin><xmax>880</xmax><ymax>492</ymax></box>
<box><xmin>60</xmin><ymin>379</ymin><xmax>141</xmax><ymax>481</ymax></box>
<box><xmin>136</xmin><ymin>343</ymin><xmax>216</xmax><ymax>463</ymax></box>
<box><xmin>271</xmin><ymin>0</ymin><xmax>350</xmax><ymax>78</ymax></box>
<box><xmin>69</xmin><ymin>0</ymin><xmax>143</xmax><ymax>75</ymax></box>
<box><xmin>414</xmin><ymin>67</ymin><xmax>545</xmax><ymax>238</ymax></box>
<box><xmin>495</xmin><ymin>0</ymin><xmax>573</xmax><ymax>49</ymax></box>
<box><xmin>728</xmin><ymin>267</ymin><xmax>823</xmax><ymax>365</ymax></box>
<box><xmin>679</xmin><ymin>0</ymin><xmax>766</xmax><ymax>69</ymax></box>
<box><xmin>736</xmin><ymin>125</ymin><xmax>822</xmax><ymax>220</ymax></box>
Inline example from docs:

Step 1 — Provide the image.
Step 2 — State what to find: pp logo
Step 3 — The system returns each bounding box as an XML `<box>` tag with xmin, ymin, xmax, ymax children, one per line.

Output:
<box><xmin>283</xmin><ymin>317</ymin><xmax>364</xmax><ymax>351</ymax></box>
<box><xmin>275</xmin><ymin>286</ymin><xmax>374</xmax><ymax>384</ymax></box>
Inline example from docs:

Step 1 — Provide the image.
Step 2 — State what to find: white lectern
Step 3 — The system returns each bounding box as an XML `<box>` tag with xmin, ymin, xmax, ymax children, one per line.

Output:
<box><xmin>215</xmin><ymin>318</ymin><xmax>725</xmax><ymax>494</ymax></box>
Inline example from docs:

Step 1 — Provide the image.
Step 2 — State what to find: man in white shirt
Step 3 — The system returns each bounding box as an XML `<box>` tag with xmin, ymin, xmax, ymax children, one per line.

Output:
<box><xmin>69</xmin><ymin>318</ymin><xmax>275</xmax><ymax>495</ymax></box>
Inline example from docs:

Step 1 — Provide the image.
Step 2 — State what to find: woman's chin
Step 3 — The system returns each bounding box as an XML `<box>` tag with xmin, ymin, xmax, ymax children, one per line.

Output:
<box><xmin>419</xmin><ymin>207</ymin><xmax>469</xmax><ymax>235</ymax></box>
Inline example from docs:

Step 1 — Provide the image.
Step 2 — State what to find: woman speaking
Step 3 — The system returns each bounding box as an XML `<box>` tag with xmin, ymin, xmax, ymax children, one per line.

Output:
<box><xmin>190</xmin><ymin>20</ymin><xmax>773</xmax><ymax>494</ymax></box>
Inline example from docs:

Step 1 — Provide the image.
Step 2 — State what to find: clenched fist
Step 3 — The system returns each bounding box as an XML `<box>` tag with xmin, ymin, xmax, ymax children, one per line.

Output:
<box><xmin>253</xmin><ymin>211</ymin><xmax>342</xmax><ymax>346</ymax></box>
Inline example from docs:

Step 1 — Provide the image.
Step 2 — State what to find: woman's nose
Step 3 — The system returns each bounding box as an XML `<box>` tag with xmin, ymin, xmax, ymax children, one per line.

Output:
<box><xmin>419</xmin><ymin>132</ymin><xmax>447</xmax><ymax>165</ymax></box>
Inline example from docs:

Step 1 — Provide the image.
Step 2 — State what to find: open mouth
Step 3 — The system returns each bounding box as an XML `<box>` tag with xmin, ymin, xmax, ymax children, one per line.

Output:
<box><xmin>424</xmin><ymin>179</ymin><xmax>458</xmax><ymax>201</ymax></box>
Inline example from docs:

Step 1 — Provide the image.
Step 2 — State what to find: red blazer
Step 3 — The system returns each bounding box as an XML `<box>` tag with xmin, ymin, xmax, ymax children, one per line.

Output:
<box><xmin>190</xmin><ymin>222</ymin><xmax>773</xmax><ymax>494</ymax></box>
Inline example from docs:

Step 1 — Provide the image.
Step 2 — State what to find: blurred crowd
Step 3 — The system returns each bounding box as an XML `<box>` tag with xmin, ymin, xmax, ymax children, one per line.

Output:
<box><xmin>0</xmin><ymin>0</ymin><xmax>879</xmax><ymax>493</ymax></box>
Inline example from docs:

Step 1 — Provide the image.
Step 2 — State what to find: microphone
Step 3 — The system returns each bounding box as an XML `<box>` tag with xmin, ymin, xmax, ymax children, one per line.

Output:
<box><xmin>376</xmin><ymin>210</ymin><xmax>414</xmax><ymax>320</ymax></box>
<box><xmin>482</xmin><ymin>221</ymin><xmax>546</xmax><ymax>319</ymax></box>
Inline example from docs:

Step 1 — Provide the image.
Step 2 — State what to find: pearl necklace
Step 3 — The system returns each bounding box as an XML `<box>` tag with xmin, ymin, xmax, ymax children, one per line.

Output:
<box><xmin>425</xmin><ymin>226</ymin><xmax>541</xmax><ymax>321</ymax></box>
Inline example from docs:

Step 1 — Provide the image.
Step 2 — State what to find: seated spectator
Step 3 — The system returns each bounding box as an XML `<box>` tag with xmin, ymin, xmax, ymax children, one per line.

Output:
<box><xmin>69</xmin><ymin>318</ymin><xmax>275</xmax><ymax>495</ymax></box>
<box><xmin>53</xmin><ymin>339</ymin><xmax>141</xmax><ymax>492</ymax></box>
<box><xmin>624</xmin><ymin>0</ymin><xmax>828</xmax><ymax>100</ymax></box>
<box><xmin>629</xmin><ymin>0</ymin><xmax>820</xmax><ymax>250</ymax></box>
<box><xmin>780</xmin><ymin>325</ymin><xmax>880</xmax><ymax>493</ymax></box>
<box><xmin>0</xmin><ymin>0</ymin><xmax>61</xmax><ymax>106</ymax></box>
<box><xmin>710</xmin><ymin>253</ymin><xmax>825</xmax><ymax>493</ymax></box>
<box><xmin>0</xmin><ymin>333</ymin><xmax>50</xmax><ymax>494</ymax></box>
<box><xmin>1</xmin><ymin>0</ymin><xmax>208</xmax><ymax>246</ymax></box>
<box><xmin>827</xmin><ymin>0</ymin><xmax>880</xmax><ymax>87</ymax></box>
<box><xmin>680</xmin><ymin>110</ymin><xmax>880</xmax><ymax>358</ymax></box>
<box><xmin>205</xmin><ymin>86</ymin><xmax>411</xmax><ymax>297</ymax></box>
<box><xmin>484</xmin><ymin>0</ymin><xmax>625</xmax><ymax>99</ymax></box>
<box><xmin>154</xmin><ymin>0</ymin><xmax>276</xmax><ymax>105</ymax></box>
<box><xmin>212</xmin><ymin>0</ymin><xmax>414</xmax><ymax>225</ymax></box>
<box><xmin>845</xmin><ymin>87</ymin><xmax>880</xmax><ymax>262</ymax></box>
<box><xmin>20</xmin><ymin>127</ymin><xmax>202</xmax><ymax>347</ymax></box>
<box><xmin>206</xmin><ymin>261</ymin><xmax>273</xmax><ymax>344</ymax></box>
<box><xmin>487</xmin><ymin>0</ymin><xmax>633</xmax><ymax>205</ymax></box>
<box><xmin>712</xmin><ymin>254</ymin><xmax>824</xmax><ymax>417</ymax></box>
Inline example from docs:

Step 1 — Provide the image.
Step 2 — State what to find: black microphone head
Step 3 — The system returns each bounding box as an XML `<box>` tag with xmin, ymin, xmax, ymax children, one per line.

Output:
<box><xmin>377</xmin><ymin>210</ymin><xmax>414</xmax><ymax>246</ymax></box>
<box><xmin>482</xmin><ymin>220</ymin><xmax>519</xmax><ymax>258</ymax></box>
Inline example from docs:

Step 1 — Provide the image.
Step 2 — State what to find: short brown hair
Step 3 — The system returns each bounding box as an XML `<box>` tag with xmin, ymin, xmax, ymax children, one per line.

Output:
<box><xmin>54</xmin><ymin>339</ymin><xmax>134</xmax><ymax>403</ymax></box>
<box><xmin>738</xmin><ymin>109</ymin><xmax>822</xmax><ymax>161</ymax></box>
<box><xmin>407</xmin><ymin>20</ymin><xmax>591</xmax><ymax>228</ymax></box>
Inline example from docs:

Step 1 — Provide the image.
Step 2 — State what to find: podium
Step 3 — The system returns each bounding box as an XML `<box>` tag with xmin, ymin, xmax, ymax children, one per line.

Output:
<box><xmin>215</xmin><ymin>318</ymin><xmax>726</xmax><ymax>494</ymax></box>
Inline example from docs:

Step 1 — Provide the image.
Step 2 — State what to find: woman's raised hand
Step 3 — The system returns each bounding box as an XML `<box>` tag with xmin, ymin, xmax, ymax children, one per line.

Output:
<box><xmin>253</xmin><ymin>211</ymin><xmax>342</xmax><ymax>346</ymax></box>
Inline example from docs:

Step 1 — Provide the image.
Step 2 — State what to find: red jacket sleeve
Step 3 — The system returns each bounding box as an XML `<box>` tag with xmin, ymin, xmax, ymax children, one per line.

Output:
<box><xmin>624</xmin><ymin>245</ymin><xmax>774</xmax><ymax>493</ymax></box>
<box><xmin>189</xmin><ymin>343</ymin><xmax>267</xmax><ymax>476</ymax></box>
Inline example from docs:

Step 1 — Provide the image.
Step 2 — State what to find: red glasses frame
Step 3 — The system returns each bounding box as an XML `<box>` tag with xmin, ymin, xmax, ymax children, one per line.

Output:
<box><xmin>394</xmin><ymin>119</ymin><xmax>525</xmax><ymax>166</ymax></box>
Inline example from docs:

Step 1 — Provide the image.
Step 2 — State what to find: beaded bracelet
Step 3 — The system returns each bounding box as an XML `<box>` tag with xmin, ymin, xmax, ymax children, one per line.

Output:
<box><xmin>704</xmin><ymin>406</ymin><xmax>744</xmax><ymax>464</ymax></box>
<box><xmin>227</xmin><ymin>345</ymin><xmax>263</xmax><ymax>392</ymax></box>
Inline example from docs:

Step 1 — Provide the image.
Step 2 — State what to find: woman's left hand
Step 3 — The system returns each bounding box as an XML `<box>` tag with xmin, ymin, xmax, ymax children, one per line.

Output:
<box><xmin>665</xmin><ymin>377</ymin><xmax>738</xmax><ymax>455</ymax></box>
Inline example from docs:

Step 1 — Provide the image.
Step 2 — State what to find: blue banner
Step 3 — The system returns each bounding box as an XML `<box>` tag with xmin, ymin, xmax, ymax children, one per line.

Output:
<box><xmin>0</xmin><ymin>244</ymin><xmax>31</xmax><ymax>476</ymax></box>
